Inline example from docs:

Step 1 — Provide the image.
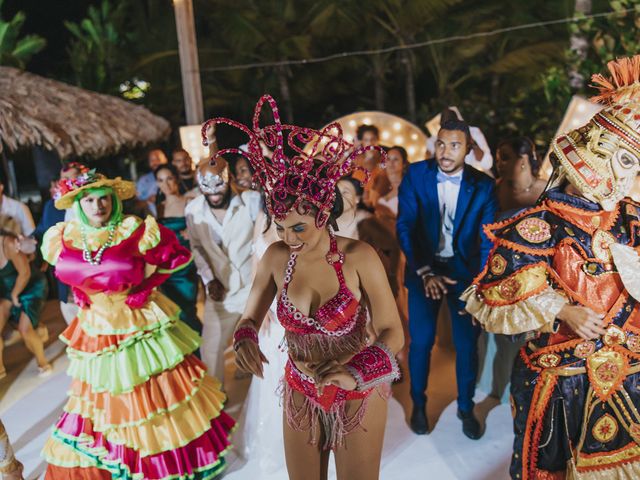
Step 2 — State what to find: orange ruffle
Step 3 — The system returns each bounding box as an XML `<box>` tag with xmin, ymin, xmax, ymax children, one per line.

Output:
<box><xmin>45</xmin><ymin>465</ymin><xmax>111</xmax><ymax>480</ymax></box>
<box><xmin>68</xmin><ymin>356</ymin><xmax>207</xmax><ymax>425</ymax></box>
<box><xmin>61</xmin><ymin>316</ymin><xmax>140</xmax><ymax>353</ymax></box>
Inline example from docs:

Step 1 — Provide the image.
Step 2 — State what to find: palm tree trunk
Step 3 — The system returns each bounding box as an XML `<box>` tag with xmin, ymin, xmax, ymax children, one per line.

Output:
<box><xmin>277</xmin><ymin>65</ymin><xmax>294</xmax><ymax>123</ymax></box>
<box><xmin>569</xmin><ymin>0</ymin><xmax>592</xmax><ymax>89</ymax></box>
<box><xmin>401</xmin><ymin>51</ymin><xmax>416</xmax><ymax>123</ymax></box>
<box><xmin>373</xmin><ymin>55</ymin><xmax>385</xmax><ymax>110</ymax></box>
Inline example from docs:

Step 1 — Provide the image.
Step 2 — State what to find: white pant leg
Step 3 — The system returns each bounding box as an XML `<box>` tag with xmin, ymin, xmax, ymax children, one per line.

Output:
<box><xmin>201</xmin><ymin>297</ymin><xmax>241</xmax><ymax>387</ymax></box>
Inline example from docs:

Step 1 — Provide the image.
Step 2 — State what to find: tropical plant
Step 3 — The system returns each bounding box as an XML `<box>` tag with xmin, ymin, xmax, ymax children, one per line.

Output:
<box><xmin>207</xmin><ymin>0</ymin><xmax>319</xmax><ymax>122</ymax></box>
<box><xmin>65</xmin><ymin>0</ymin><xmax>129</xmax><ymax>93</ymax></box>
<box><xmin>370</xmin><ymin>0</ymin><xmax>465</xmax><ymax>122</ymax></box>
<box><xmin>0</xmin><ymin>0</ymin><xmax>46</xmax><ymax>68</ymax></box>
<box><xmin>538</xmin><ymin>0</ymin><xmax>640</xmax><ymax>139</ymax></box>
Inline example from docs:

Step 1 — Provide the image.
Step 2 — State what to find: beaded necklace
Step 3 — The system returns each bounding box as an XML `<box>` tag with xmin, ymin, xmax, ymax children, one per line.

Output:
<box><xmin>81</xmin><ymin>223</ymin><xmax>117</xmax><ymax>265</ymax></box>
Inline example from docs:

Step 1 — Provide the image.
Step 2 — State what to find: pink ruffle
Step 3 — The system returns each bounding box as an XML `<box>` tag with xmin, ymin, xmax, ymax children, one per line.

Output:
<box><xmin>54</xmin><ymin>412</ymin><xmax>235</xmax><ymax>479</ymax></box>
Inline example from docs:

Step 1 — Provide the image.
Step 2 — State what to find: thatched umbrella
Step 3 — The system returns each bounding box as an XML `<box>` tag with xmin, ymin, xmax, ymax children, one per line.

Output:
<box><xmin>0</xmin><ymin>66</ymin><xmax>171</xmax><ymax>159</ymax></box>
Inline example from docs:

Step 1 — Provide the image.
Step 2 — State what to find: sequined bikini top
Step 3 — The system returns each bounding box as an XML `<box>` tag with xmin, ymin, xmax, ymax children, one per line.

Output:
<box><xmin>277</xmin><ymin>231</ymin><xmax>368</xmax><ymax>361</ymax></box>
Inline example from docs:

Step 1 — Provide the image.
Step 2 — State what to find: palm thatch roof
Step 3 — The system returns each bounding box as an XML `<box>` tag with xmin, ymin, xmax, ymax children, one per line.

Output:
<box><xmin>0</xmin><ymin>66</ymin><xmax>171</xmax><ymax>159</ymax></box>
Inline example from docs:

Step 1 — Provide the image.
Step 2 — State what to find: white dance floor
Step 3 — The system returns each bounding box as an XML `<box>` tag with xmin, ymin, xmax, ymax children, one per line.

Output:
<box><xmin>3</xmin><ymin>340</ymin><xmax>512</xmax><ymax>480</ymax></box>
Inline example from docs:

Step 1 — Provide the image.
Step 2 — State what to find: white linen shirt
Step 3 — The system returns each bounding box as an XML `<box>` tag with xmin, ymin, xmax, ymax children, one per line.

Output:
<box><xmin>185</xmin><ymin>191</ymin><xmax>261</xmax><ymax>312</ymax></box>
<box><xmin>0</xmin><ymin>195</ymin><xmax>35</xmax><ymax>236</ymax></box>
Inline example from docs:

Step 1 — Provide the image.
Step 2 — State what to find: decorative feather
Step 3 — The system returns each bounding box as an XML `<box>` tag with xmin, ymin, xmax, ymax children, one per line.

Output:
<box><xmin>590</xmin><ymin>55</ymin><xmax>640</xmax><ymax>105</ymax></box>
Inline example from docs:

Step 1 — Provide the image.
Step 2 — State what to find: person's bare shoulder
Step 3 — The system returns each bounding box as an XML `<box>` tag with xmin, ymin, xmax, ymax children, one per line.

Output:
<box><xmin>261</xmin><ymin>240</ymin><xmax>290</xmax><ymax>270</ymax></box>
<box><xmin>337</xmin><ymin>236</ymin><xmax>377</xmax><ymax>262</ymax></box>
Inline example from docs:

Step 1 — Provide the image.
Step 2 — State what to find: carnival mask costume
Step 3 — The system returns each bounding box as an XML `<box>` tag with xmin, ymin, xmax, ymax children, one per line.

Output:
<box><xmin>463</xmin><ymin>55</ymin><xmax>640</xmax><ymax>479</ymax></box>
<box><xmin>204</xmin><ymin>95</ymin><xmax>400</xmax><ymax>449</ymax></box>
<box><xmin>41</xmin><ymin>172</ymin><xmax>235</xmax><ymax>479</ymax></box>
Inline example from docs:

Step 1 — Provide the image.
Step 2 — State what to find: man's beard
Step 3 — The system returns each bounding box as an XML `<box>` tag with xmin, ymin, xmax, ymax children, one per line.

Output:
<box><xmin>205</xmin><ymin>188</ymin><xmax>232</xmax><ymax>209</ymax></box>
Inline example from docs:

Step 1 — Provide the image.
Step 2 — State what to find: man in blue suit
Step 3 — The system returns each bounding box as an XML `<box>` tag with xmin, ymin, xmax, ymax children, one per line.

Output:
<box><xmin>397</xmin><ymin>119</ymin><xmax>497</xmax><ymax>439</ymax></box>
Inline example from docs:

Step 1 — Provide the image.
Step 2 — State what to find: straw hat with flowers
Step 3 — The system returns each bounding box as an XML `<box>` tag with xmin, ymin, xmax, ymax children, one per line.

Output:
<box><xmin>53</xmin><ymin>170</ymin><xmax>136</xmax><ymax>210</ymax></box>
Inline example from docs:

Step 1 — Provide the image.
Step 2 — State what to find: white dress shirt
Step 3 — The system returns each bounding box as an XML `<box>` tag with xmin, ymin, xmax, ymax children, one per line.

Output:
<box><xmin>436</xmin><ymin>169</ymin><xmax>462</xmax><ymax>259</ymax></box>
<box><xmin>0</xmin><ymin>195</ymin><xmax>35</xmax><ymax>236</ymax></box>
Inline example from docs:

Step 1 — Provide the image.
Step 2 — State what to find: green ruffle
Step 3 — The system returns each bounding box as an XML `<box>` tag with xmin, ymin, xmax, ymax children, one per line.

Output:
<box><xmin>64</xmin><ymin>315</ymin><xmax>179</xmax><ymax>358</ymax></box>
<box><xmin>45</xmin><ymin>431</ymin><xmax>228</xmax><ymax>480</ymax></box>
<box><xmin>67</xmin><ymin>321</ymin><xmax>201</xmax><ymax>394</ymax></box>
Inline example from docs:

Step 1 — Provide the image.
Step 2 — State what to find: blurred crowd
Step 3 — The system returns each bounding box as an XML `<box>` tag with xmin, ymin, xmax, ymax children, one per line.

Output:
<box><xmin>0</xmin><ymin>105</ymin><xmax>547</xmax><ymax>446</ymax></box>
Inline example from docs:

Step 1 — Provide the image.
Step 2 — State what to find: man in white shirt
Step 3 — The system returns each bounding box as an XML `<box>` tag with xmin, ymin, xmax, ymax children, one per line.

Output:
<box><xmin>185</xmin><ymin>159</ymin><xmax>260</xmax><ymax>386</ymax></box>
<box><xmin>0</xmin><ymin>180</ymin><xmax>35</xmax><ymax>237</ymax></box>
<box><xmin>397</xmin><ymin>120</ymin><xmax>497</xmax><ymax>440</ymax></box>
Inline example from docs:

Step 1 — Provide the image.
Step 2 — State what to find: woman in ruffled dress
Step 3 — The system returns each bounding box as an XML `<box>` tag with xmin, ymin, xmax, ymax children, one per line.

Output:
<box><xmin>207</xmin><ymin>96</ymin><xmax>404</xmax><ymax>480</ymax></box>
<box><xmin>41</xmin><ymin>171</ymin><xmax>234</xmax><ymax>479</ymax></box>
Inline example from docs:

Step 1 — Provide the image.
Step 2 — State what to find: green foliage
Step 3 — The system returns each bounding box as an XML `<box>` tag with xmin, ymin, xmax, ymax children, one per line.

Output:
<box><xmin>536</xmin><ymin>0</ymin><xmax>640</xmax><ymax>142</ymax></box>
<box><xmin>0</xmin><ymin>0</ymin><xmax>46</xmax><ymax>68</ymax></box>
<box><xmin>64</xmin><ymin>0</ymin><xmax>129</xmax><ymax>93</ymax></box>
<box><xmin>32</xmin><ymin>0</ymin><xmax>637</xmax><ymax>153</ymax></box>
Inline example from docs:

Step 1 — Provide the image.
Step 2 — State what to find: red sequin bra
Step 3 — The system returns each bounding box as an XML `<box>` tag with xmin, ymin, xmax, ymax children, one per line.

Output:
<box><xmin>277</xmin><ymin>232</ymin><xmax>367</xmax><ymax>361</ymax></box>
<box><xmin>277</xmin><ymin>231</ymin><xmax>399</xmax><ymax>450</ymax></box>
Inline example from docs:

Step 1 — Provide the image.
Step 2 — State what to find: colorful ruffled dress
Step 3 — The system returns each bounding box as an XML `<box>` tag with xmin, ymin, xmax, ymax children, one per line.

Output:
<box><xmin>41</xmin><ymin>215</ymin><xmax>235</xmax><ymax>479</ymax></box>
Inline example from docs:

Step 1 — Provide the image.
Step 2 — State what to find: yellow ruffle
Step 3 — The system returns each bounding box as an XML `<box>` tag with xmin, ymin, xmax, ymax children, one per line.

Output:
<box><xmin>41</xmin><ymin>216</ymin><xmax>147</xmax><ymax>266</ymax></box>
<box><xmin>78</xmin><ymin>291</ymin><xmax>180</xmax><ymax>336</ymax></box>
<box><xmin>43</xmin><ymin>437</ymin><xmax>97</xmax><ymax>469</ymax></box>
<box><xmin>41</xmin><ymin>222</ymin><xmax>66</xmax><ymax>265</ymax></box>
<box><xmin>89</xmin><ymin>377</ymin><xmax>225</xmax><ymax>456</ymax></box>
<box><xmin>63</xmin><ymin>216</ymin><xmax>143</xmax><ymax>252</ymax></box>
<box><xmin>462</xmin><ymin>285</ymin><xmax>567</xmax><ymax>335</ymax></box>
<box><xmin>481</xmin><ymin>265</ymin><xmax>549</xmax><ymax>305</ymax></box>
<box><xmin>138</xmin><ymin>215</ymin><xmax>161</xmax><ymax>254</ymax></box>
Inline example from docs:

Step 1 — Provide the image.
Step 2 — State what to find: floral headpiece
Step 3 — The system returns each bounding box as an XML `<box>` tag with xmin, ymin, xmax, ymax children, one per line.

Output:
<box><xmin>61</xmin><ymin>162</ymin><xmax>90</xmax><ymax>175</ymax></box>
<box><xmin>201</xmin><ymin>95</ymin><xmax>386</xmax><ymax>227</ymax></box>
<box><xmin>53</xmin><ymin>170</ymin><xmax>98</xmax><ymax>202</ymax></box>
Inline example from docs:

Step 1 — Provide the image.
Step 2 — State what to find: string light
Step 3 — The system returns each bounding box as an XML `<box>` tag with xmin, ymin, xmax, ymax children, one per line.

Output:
<box><xmin>179</xmin><ymin>125</ymin><xmax>210</xmax><ymax>164</ymax></box>
<box><xmin>302</xmin><ymin>111</ymin><xmax>428</xmax><ymax>164</ymax></box>
<box><xmin>200</xmin><ymin>9</ymin><xmax>634</xmax><ymax>73</ymax></box>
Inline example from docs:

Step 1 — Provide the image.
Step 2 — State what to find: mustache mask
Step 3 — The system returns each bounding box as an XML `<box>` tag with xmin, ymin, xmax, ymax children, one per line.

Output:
<box><xmin>197</xmin><ymin>167</ymin><xmax>229</xmax><ymax>195</ymax></box>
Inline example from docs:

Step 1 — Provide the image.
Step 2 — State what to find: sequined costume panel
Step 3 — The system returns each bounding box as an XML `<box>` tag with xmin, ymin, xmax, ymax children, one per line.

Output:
<box><xmin>277</xmin><ymin>232</ymin><xmax>395</xmax><ymax>450</ymax></box>
<box><xmin>464</xmin><ymin>190</ymin><xmax>640</xmax><ymax>479</ymax></box>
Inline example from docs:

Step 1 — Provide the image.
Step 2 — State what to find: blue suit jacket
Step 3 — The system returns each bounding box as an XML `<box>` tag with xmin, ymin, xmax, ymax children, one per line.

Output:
<box><xmin>396</xmin><ymin>160</ymin><xmax>497</xmax><ymax>282</ymax></box>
